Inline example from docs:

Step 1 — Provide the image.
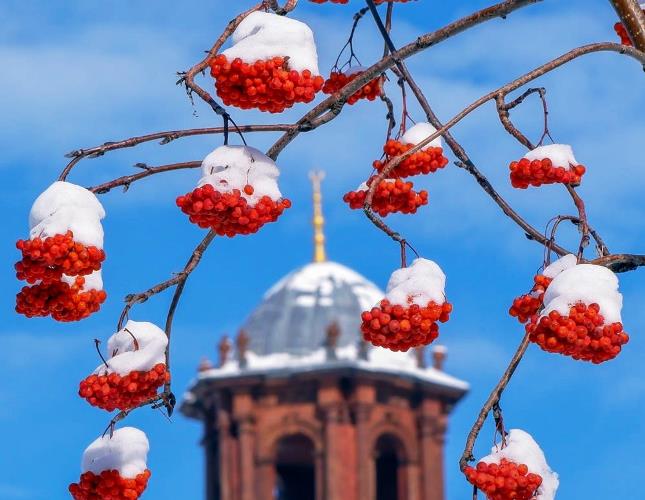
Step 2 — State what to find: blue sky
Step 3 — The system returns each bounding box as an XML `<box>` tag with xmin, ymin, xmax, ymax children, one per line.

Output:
<box><xmin>0</xmin><ymin>0</ymin><xmax>643</xmax><ymax>498</ymax></box>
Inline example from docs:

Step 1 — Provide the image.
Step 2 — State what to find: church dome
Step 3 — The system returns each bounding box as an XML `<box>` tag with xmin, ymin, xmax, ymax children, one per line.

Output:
<box><xmin>242</xmin><ymin>261</ymin><xmax>383</xmax><ymax>356</ymax></box>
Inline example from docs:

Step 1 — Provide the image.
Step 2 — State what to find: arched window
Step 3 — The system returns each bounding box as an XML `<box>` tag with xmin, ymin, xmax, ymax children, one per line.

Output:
<box><xmin>374</xmin><ymin>434</ymin><xmax>406</xmax><ymax>500</ymax></box>
<box><xmin>274</xmin><ymin>433</ymin><xmax>316</xmax><ymax>500</ymax></box>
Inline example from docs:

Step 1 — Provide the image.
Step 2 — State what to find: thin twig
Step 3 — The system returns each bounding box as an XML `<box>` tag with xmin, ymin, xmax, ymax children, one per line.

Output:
<box><xmin>267</xmin><ymin>0</ymin><xmax>546</xmax><ymax>159</ymax></box>
<box><xmin>565</xmin><ymin>185</ymin><xmax>591</xmax><ymax>261</ymax></box>
<box><xmin>58</xmin><ymin>124</ymin><xmax>294</xmax><ymax>182</ymax></box>
<box><xmin>117</xmin><ymin>231</ymin><xmax>216</xmax><ymax>331</ymax></box>
<box><xmin>88</xmin><ymin>161</ymin><xmax>201</xmax><ymax>194</ymax></box>
<box><xmin>459</xmin><ymin>330</ymin><xmax>532</xmax><ymax>471</ymax></box>
<box><xmin>94</xmin><ymin>339</ymin><xmax>109</xmax><ymax>370</ymax></box>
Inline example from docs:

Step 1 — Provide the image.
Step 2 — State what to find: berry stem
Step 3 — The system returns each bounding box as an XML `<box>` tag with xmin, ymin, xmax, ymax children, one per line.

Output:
<box><xmin>94</xmin><ymin>339</ymin><xmax>110</xmax><ymax>370</ymax></box>
<box><xmin>565</xmin><ymin>185</ymin><xmax>591</xmax><ymax>261</ymax></box>
<box><xmin>123</xmin><ymin>328</ymin><xmax>140</xmax><ymax>351</ymax></box>
<box><xmin>400</xmin><ymin>240</ymin><xmax>407</xmax><ymax>268</ymax></box>
<box><xmin>265</xmin><ymin>0</ymin><xmax>299</xmax><ymax>16</ymax></box>
<box><xmin>332</xmin><ymin>7</ymin><xmax>369</xmax><ymax>72</ymax></box>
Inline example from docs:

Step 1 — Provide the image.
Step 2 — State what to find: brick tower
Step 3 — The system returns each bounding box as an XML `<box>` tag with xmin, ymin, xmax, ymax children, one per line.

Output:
<box><xmin>180</xmin><ymin>173</ymin><xmax>468</xmax><ymax>500</ymax></box>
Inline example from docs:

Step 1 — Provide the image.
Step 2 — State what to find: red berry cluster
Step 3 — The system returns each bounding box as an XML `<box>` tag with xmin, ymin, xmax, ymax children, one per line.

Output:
<box><xmin>177</xmin><ymin>183</ymin><xmax>291</xmax><ymax>237</ymax></box>
<box><xmin>464</xmin><ymin>459</ymin><xmax>543</xmax><ymax>500</ymax></box>
<box><xmin>79</xmin><ymin>364</ymin><xmax>170</xmax><ymax>412</ymax></box>
<box><xmin>509</xmin><ymin>157</ymin><xmax>586</xmax><ymax>189</ymax></box>
<box><xmin>509</xmin><ymin>275</ymin><xmax>552</xmax><ymax>324</ymax></box>
<box><xmin>69</xmin><ymin>469</ymin><xmax>151</xmax><ymax>500</ymax></box>
<box><xmin>343</xmin><ymin>177</ymin><xmax>428</xmax><ymax>217</ymax></box>
<box><xmin>16</xmin><ymin>276</ymin><xmax>106</xmax><ymax>322</ymax></box>
<box><xmin>322</xmin><ymin>71</ymin><xmax>382</xmax><ymax>104</ymax></box>
<box><xmin>209</xmin><ymin>55</ymin><xmax>324</xmax><ymax>113</ymax></box>
<box><xmin>373</xmin><ymin>139</ymin><xmax>449</xmax><ymax>178</ymax></box>
<box><xmin>360</xmin><ymin>299</ymin><xmax>452</xmax><ymax>351</ymax></box>
<box><xmin>527</xmin><ymin>303</ymin><xmax>629</xmax><ymax>363</ymax></box>
<box><xmin>15</xmin><ymin>231</ymin><xmax>105</xmax><ymax>284</ymax></box>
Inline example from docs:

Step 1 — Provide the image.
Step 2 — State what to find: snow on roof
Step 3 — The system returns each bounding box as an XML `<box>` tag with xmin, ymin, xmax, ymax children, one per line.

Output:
<box><xmin>264</xmin><ymin>261</ymin><xmax>383</xmax><ymax>311</ymax></box>
<box><xmin>192</xmin><ymin>342</ymin><xmax>468</xmax><ymax>392</ymax></box>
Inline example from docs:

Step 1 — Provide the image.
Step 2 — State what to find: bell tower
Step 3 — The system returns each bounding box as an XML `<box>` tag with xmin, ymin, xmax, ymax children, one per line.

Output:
<box><xmin>181</xmin><ymin>177</ymin><xmax>468</xmax><ymax>500</ymax></box>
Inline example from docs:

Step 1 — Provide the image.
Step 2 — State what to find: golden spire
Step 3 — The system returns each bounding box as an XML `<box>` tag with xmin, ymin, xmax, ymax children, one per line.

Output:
<box><xmin>309</xmin><ymin>170</ymin><xmax>327</xmax><ymax>263</ymax></box>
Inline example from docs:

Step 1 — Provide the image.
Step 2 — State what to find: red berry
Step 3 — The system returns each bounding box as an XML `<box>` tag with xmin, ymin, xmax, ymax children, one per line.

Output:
<box><xmin>372</xmin><ymin>139</ymin><xmax>449</xmax><ymax>178</ymax></box>
<box><xmin>509</xmin><ymin>157</ymin><xmax>586</xmax><ymax>189</ymax></box>
<box><xmin>79</xmin><ymin>363</ymin><xmax>170</xmax><ymax>412</ymax></box>
<box><xmin>210</xmin><ymin>55</ymin><xmax>324</xmax><ymax>113</ymax></box>
<box><xmin>15</xmin><ymin>231</ymin><xmax>105</xmax><ymax>284</ymax></box>
<box><xmin>321</xmin><ymin>71</ymin><xmax>383</xmax><ymax>104</ymax></box>
<box><xmin>176</xmin><ymin>186</ymin><xmax>291</xmax><ymax>237</ymax></box>
<box><xmin>464</xmin><ymin>459</ymin><xmax>542</xmax><ymax>500</ymax></box>
<box><xmin>509</xmin><ymin>274</ymin><xmax>553</xmax><ymax>324</ymax></box>
<box><xmin>343</xmin><ymin>176</ymin><xmax>428</xmax><ymax>217</ymax></box>
<box><xmin>69</xmin><ymin>469</ymin><xmax>151</xmax><ymax>500</ymax></box>
<box><xmin>527</xmin><ymin>302</ymin><xmax>629</xmax><ymax>363</ymax></box>
<box><xmin>360</xmin><ymin>298</ymin><xmax>452</xmax><ymax>351</ymax></box>
<box><xmin>15</xmin><ymin>276</ymin><xmax>106</xmax><ymax>322</ymax></box>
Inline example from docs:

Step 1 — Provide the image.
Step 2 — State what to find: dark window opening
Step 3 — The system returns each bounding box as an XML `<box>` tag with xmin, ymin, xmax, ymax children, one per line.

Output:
<box><xmin>274</xmin><ymin>434</ymin><xmax>315</xmax><ymax>500</ymax></box>
<box><xmin>375</xmin><ymin>434</ymin><xmax>404</xmax><ymax>500</ymax></box>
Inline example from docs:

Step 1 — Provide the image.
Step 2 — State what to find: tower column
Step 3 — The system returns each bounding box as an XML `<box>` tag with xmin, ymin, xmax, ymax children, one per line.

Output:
<box><xmin>318</xmin><ymin>380</ymin><xmax>357</xmax><ymax>500</ymax></box>
<box><xmin>418</xmin><ymin>399</ymin><xmax>447</xmax><ymax>500</ymax></box>
<box><xmin>232</xmin><ymin>391</ymin><xmax>255</xmax><ymax>500</ymax></box>
<box><xmin>322</xmin><ymin>402</ymin><xmax>357</xmax><ymax>500</ymax></box>
<box><xmin>255</xmin><ymin>457</ymin><xmax>275</xmax><ymax>500</ymax></box>
<box><xmin>217</xmin><ymin>411</ymin><xmax>232</xmax><ymax>500</ymax></box>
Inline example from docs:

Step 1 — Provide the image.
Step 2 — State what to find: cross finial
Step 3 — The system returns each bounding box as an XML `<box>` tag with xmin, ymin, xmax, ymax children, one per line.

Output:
<box><xmin>309</xmin><ymin>171</ymin><xmax>327</xmax><ymax>263</ymax></box>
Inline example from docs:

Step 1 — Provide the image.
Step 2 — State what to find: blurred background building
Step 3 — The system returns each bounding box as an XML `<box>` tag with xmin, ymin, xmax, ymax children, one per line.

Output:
<box><xmin>181</xmin><ymin>173</ymin><xmax>468</xmax><ymax>500</ymax></box>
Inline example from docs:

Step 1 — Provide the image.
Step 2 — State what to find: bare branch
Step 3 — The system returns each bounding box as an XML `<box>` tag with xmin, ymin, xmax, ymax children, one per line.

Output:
<box><xmin>460</xmin><ymin>331</ymin><xmax>532</xmax><ymax>471</ymax></box>
<box><xmin>362</xmin><ymin>43</ymin><xmax>644</xmax><ymax>256</ymax></box>
<box><xmin>179</xmin><ymin>3</ymin><xmax>263</xmax><ymax>116</ymax></box>
<box><xmin>117</xmin><ymin>231</ymin><xmax>216</xmax><ymax>331</ymax></box>
<box><xmin>592</xmin><ymin>253</ymin><xmax>645</xmax><ymax>273</ymax></box>
<box><xmin>59</xmin><ymin>124</ymin><xmax>294</xmax><ymax>182</ymax></box>
<box><xmin>267</xmin><ymin>0</ymin><xmax>545</xmax><ymax>159</ymax></box>
<box><xmin>266</xmin><ymin>0</ymin><xmax>299</xmax><ymax>16</ymax></box>
<box><xmin>88</xmin><ymin>161</ymin><xmax>201</xmax><ymax>194</ymax></box>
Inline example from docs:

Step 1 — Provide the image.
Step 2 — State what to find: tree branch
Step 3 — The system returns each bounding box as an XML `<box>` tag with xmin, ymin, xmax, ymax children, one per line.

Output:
<box><xmin>117</xmin><ymin>231</ymin><xmax>216</xmax><ymax>331</ymax></box>
<box><xmin>88</xmin><ymin>161</ymin><xmax>201</xmax><ymax>194</ymax></box>
<box><xmin>609</xmin><ymin>0</ymin><xmax>645</xmax><ymax>51</ymax></box>
<box><xmin>459</xmin><ymin>331</ymin><xmax>532</xmax><ymax>471</ymax></box>
<box><xmin>267</xmin><ymin>0</ymin><xmax>544</xmax><ymax>159</ymax></box>
<box><xmin>59</xmin><ymin>124</ymin><xmax>294</xmax><ymax>182</ymax></box>
<box><xmin>361</xmin><ymin>42</ymin><xmax>643</xmax><ymax>257</ymax></box>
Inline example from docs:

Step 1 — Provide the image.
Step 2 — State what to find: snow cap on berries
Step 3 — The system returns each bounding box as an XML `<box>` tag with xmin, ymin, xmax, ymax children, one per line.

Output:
<box><xmin>198</xmin><ymin>145</ymin><xmax>283</xmax><ymax>204</ymax></box>
<box><xmin>541</xmin><ymin>263</ymin><xmax>623</xmax><ymax>323</ymax></box>
<box><xmin>29</xmin><ymin>181</ymin><xmax>105</xmax><ymax>248</ymax></box>
<box><xmin>480</xmin><ymin>429</ymin><xmax>559</xmax><ymax>500</ymax></box>
<box><xmin>95</xmin><ymin>320</ymin><xmax>168</xmax><ymax>376</ymax></box>
<box><xmin>400</xmin><ymin>122</ymin><xmax>442</xmax><ymax>149</ymax></box>
<box><xmin>222</xmin><ymin>11</ymin><xmax>320</xmax><ymax>74</ymax></box>
<box><xmin>542</xmin><ymin>254</ymin><xmax>577</xmax><ymax>279</ymax></box>
<box><xmin>524</xmin><ymin>144</ymin><xmax>578</xmax><ymax>168</ymax></box>
<box><xmin>81</xmin><ymin>427</ymin><xmax>149</xmax><ymax>478</ymax></box>
<box><xmin>385</xmin><ymin>258</ymin><xmax>446</xmax><ymax>307</ymax></box>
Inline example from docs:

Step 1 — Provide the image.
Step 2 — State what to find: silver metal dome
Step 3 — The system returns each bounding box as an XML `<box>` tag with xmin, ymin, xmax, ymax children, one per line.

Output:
<box><xmin>242</xmin><ymin>261</ymin><xmax>384</xmax><ymax>356</ymax></box>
